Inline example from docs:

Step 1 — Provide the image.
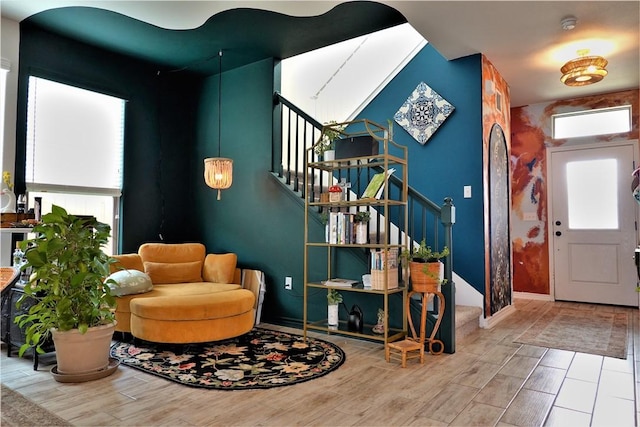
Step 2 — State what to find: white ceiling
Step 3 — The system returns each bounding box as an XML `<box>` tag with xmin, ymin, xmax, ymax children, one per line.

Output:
<box><xmin>1</xmin><ymin>0</ymin><xmax>638</xmax><ymax>107</ymax></box>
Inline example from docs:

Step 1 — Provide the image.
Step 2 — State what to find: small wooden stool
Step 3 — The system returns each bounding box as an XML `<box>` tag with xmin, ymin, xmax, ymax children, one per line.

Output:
<box><xmin>386</xmin><ymin>337</ymin><xmax>424</xmax><ymax>368</ymax></box>
<box><xmin>386</xmin><ymin>289</ymin><xmax>445</xmax><ymax>367</ymax></box>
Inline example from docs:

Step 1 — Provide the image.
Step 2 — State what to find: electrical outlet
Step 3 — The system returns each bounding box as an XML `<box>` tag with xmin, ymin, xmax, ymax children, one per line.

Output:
<box><xmin>285</xmin><ymin>276</ymin><xmax>292</xmax><ymax>290</ymax></box>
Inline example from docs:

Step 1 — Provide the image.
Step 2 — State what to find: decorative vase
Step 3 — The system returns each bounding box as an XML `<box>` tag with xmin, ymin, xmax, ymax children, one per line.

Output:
<box><xmin>409</xmin><ymin>261</ymin><xmax>444</xmax><ymax>293</ymax></box>
<box><xmin>355</xmin><ymin>223</ymin><xmax>368</xmax><ymax>244</ymax></box>
<box><xmin>327</xmin><ymin>304</ymin><xmax>339</xmax><ymax>326</ymax></box>
<box><xmin>372</xmin><ymin>322</ymin><xmax>384</xmax><ymax>335</ymax></box>
<box><xmin>323</xmin><ymin>150</ymin><xmax>335</xmax><ymax>161</ymax></box>
<box><xmin>52</xmin><ymin>322</ymin><xmax>117</xmax><ymax>377</ymax></box>
<box><xmin>0</xmin><ymin>183</ymin><xmax>16</xmax><ymax>213</ymax></box>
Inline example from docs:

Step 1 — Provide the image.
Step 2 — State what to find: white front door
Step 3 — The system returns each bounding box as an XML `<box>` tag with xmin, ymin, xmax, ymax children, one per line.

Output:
<box><xmin>550</xmin><ymin>142</ymin><xmax>639</xmax><ymax>307</ymax></box>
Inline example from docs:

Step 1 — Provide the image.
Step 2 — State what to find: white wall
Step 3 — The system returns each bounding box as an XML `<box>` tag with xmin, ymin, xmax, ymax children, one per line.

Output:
<box><xmin>1</xmin><ymin>16</ymin><xmax>20</xmax><ymax>182</ymax></box>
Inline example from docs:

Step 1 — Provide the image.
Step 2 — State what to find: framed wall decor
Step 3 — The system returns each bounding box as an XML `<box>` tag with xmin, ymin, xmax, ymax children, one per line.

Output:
<box><xmin>394</xmin><ymin>81</ymin><xmax>454</xmax><ymax>145</ymax></box>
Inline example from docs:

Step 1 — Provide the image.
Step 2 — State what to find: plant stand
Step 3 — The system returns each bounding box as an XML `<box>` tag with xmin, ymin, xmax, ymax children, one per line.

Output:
<box><xmin>385</xmin><ymin>289</ymin><xmax>445</xmax><ymax>367</ymax></box>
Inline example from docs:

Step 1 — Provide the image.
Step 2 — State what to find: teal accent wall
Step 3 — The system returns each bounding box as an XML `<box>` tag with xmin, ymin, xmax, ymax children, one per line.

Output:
<box><xmin>15</xmin><ymin>23</ymin><xmax>486</xmax><ymax>329</ymax></box>
<box><xmin>354</xmin><ymin>45</ymin><xmax>486</xmax><ymax>293</ymax></box>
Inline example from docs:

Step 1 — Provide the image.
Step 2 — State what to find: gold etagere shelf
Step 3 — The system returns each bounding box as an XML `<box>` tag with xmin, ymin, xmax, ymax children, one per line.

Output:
<box><xmin>303</xmin><ymin>119</ymin><xmax>409</xmax><ymax>348</ymax></box>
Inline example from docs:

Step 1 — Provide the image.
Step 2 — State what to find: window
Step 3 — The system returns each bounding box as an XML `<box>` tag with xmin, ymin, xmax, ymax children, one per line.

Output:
<box><xmin>25</xmin><ymin>76</ymin><xmax>125</xmax><ymax>254</ymax></box>
<box><xmin>566</xmin><ymin>158</ymin><xmax>618</xmax><ymax>230</ymax></box>
<box><xmin>552</xmin><ymin>105</ymin><xmax>632</xmax><ymax>139</ymax></box>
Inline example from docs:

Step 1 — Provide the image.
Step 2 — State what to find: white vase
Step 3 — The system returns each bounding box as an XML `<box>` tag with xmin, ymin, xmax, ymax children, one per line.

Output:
<box><xmin>328</xmin><ymin>304</ymin><xmax>339</xmax><ymax>326</ymax></box>
<box><xmin>323</xmin><ymin>150</ymin><xmax>335</xmax><ymax>161</ymax></box>
<box><xmin>0</xmin><ymin>184</ymin><xmax>16</xmax><ymax>213</ymax></box>
<box><xmin>355</xmin><ymin>223</ymin><xmax>368</xmax><ymax>244</ymax></box>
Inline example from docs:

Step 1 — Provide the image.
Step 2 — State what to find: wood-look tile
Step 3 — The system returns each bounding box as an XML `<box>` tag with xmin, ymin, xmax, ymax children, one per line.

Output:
<box><xmin>0</xmin><ymin>301</ymin><xmax>638</xmax><ymax>427</ymax></box>
<box><xmin>497</xmin><ymin>355</ymin><xmax>540</xmax><ymax>379</ymax></box>
<box><xmin>473</xmin><ymin>373</ymin><xmax>526</xmax><ymax>409</ymax></box>
<box><xmin>554</xmin><ymin>378</ymin><xmax>597</xmax><ymax>413</ymax></box>
<box><xmin>523</xmin><ymin>365</ymin><xmax>567</xmax><ymax>394</ymax></box>
<box><xmin>515</xmin><ymin>344</ymin><xmax>547</xmax><ymax>358</ymax></box>
<box><xmin>539</xmin><ymin>348</ymin><xmax>575</xmax><ymax>369</ymax></box>
<box><xmin>415</xmin><ymin>383</ymin><xmax>480</xmax><ymax>423</ymax></box>
<box><xmin>477</xmin><ymin>344</ymin><xmax>520</xmax><ymax>366</ymax></box>
<box><xmin>452</xmin><ymin>360</ymin><xmax>503</xmax><ymax>388</ymax></box>
<box><xmin>499</xmin><ymin>388</ymin><xmax>555</xmax><ymax>426</ymax></box>
<box><xmin>448</xmin><ymin>401</ymin><xmax>504</xmax><ymax>426</ymax></box>
<box><xmin>543</xmin><ymin>406</ymin><xmax>591</xmax><ymax>427</ymax></box>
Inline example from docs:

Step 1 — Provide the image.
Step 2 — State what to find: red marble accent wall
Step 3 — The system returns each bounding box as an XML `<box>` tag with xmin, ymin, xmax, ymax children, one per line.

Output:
<box><xmin>511</xmin><ymin>89</ymin><xmax>639</xmax><ymax>295</ymax></box>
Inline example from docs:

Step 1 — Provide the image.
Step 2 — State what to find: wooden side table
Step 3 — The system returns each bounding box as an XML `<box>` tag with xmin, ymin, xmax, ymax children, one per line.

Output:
<box><xmin>385</xmin><ymin>289</ymin><xmax>445</xmax><ymax>367</ymax></box>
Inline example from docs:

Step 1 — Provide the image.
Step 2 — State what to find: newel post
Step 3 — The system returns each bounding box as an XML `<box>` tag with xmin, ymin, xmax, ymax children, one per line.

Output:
<box><xmin>440</xmin><ymin>197</ymin><xmax>456</xmax><ymax>353</ymax></box>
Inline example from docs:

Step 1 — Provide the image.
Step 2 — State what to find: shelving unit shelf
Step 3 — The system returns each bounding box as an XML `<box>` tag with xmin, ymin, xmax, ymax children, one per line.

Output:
<box><xmin>303</xmin><ymin>119</ymin><xmax>409</xmax><ymax>348</ymax></box>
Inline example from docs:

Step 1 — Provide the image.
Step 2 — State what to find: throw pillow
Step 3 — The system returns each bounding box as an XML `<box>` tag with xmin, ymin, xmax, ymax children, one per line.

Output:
<box><xmin>143</xmin><ymin>261</ymin><xmax>203</xmax><ymax>284</ymax></box>
<box><xmin>106</xmin><ymin>270</ymin><xmax>153</xmax><ymax>296</ymax></box>
<box><xmin>202</xmin><ymin>253</ymin><xmax>237</xmax><ymax>283</ymax></box>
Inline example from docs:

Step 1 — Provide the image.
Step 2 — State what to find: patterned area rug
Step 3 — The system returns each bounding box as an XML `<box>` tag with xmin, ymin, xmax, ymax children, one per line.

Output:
<box><xmin>110</xmin><ymin>327</ymin><xmax>346</xmax><ymax>390</ymax></box>
<box><xmin>514</xmin><ymin>306</ymin><xmax>630</xmax><ymax>359</ymax></box>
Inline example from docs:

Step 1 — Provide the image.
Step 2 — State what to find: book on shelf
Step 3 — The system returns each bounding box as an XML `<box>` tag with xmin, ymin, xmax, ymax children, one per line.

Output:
<box><xmin>323</xmin><ymin>278</ymin><xmax>358</xmax><ymax>287</ymax></box>
<box><xmin>361</xmin><ymin>168</ymin><xmax>396</xmax><ymax>199</ymax></box>
<box><xmin>370</xmin><ymin>248</ymin><xmax>399</xmax><ymax>270</ymax></box>
<box><xmin>328</xmin><ymin>212</ymin><xmax>356</xmax><ymax>244</ymax></box>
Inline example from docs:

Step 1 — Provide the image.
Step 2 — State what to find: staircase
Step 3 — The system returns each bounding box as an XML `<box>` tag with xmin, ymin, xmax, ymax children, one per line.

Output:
<box><xmin>272</xmin><ymin>92</ymin><xmax>474</xmax><ymax>353</ymax></box>
<box><xmin>455</xmin><ymin>305</ymin><xmax>482</xmax><ymax>340</ymax></box>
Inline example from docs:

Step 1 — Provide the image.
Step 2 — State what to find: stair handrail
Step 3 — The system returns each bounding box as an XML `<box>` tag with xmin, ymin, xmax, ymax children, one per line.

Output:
<box><xmin>272</xmin><ymin>92</ymin><xmax>456</xmax><ymax>353</ymax></box>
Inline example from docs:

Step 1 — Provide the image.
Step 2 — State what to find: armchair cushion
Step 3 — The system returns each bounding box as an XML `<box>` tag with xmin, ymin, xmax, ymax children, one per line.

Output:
<box><xmin>202</xmin><ymin>253</ymin><xmax>238</xmax><ymax>283</ymax></box>
<box><xmin>144</xmin><ymin>261</ymin><xmax>202</xmax><ymax>284</ymax></box>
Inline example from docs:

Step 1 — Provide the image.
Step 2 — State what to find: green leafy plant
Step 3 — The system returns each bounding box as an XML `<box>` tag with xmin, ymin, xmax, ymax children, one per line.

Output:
<box><xmin>313</xmin><ymin>120</ymin><xmax>345</xmax><ymax>156</ymax></box>
<box><xmin>16</xmin><ymin>205</ymin><xmax>116</xmax><ymax>356</ymax></box>
<box><xmin>400</xmin><ymin>239</ymin><xmax>449</xmax><ymax>264</ymax></box>
<box><xmin>327</xmin><ymin>289</ymin><xmax>343</xmax><ymax>305</ymax></box>
<box><xmin>354</xmin><ymin>211</ymin><xmax>371</xmax><ymax>223</ymax></box>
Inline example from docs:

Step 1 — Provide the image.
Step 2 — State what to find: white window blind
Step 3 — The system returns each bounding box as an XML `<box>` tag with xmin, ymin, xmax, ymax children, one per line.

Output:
<box><xmin>26</xmin><ymin>76</ymin><xmax>124</xmax><ymax>195</ymax></box>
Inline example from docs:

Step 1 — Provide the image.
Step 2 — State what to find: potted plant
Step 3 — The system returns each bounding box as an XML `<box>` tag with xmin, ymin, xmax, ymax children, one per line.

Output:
<box><xmin>313</xmin><ymin>121</ymin><xmax>344</xmax><ymax>161</ymax></box>
<box><xmin>354</xmin><ymin>210</ymin><xmax>370</xmax><ymax>244</ymax></box>
<box><xmin>400</xmin><ymin>239</ymin><xmax>450</xmax><ymax>293</ymax></box>
<box><xmin>16</xmin><ymin>204</ymin><xmax>118</xmax><ymax>380</ymax></box>
<box><xmin>327</xmin><ymin>288</ymin><xmax>343</xmax><ymax>326</ymax></box>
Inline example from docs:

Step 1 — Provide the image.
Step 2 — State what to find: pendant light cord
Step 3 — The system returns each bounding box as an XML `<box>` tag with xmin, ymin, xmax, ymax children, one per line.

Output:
<box><xmin>218</xmin><ymin>50</ymin><xmax>222</xmax><ymax>157</ymax></box>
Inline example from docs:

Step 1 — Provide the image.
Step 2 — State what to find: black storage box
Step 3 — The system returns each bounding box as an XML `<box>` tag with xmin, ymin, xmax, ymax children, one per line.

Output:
<box><xmin>335</xmin><ymin>135</ymin><xmax>379</xmax><ymax>159</ymax></box>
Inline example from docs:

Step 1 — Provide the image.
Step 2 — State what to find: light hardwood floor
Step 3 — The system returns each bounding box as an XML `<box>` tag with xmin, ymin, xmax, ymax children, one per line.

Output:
<box><xmin>1</xmin><ymin>298</ymin><xmax>638</xmax><ymax>426</ymax></box>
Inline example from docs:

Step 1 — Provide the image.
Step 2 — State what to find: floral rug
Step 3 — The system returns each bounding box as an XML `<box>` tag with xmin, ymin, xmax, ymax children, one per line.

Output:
<box><xmin>110</xmin><ymin>327</ymin><xmax>346</xmax><ymax>390</ymax></box>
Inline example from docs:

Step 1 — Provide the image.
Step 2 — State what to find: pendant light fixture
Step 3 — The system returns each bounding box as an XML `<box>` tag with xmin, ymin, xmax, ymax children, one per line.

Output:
<box><xmin>560</xmin><ymin>49</ymin><xmax>608</xmax><ymax>86</ymax></box>
<box><xmin>204</xmin><ymin>50</ymin><xmax>233</xmax><ymax>200</ymax></box>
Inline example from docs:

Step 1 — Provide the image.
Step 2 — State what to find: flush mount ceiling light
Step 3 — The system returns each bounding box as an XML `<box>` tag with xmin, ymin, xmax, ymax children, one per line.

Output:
<box><xmin>204</xmin><ymin>50</ymin><xmax>233</xmax><ymax>200</ymax></box>
<box><xmin>560</xmin><ymin>49</ymin><xmax>608</xmax><ymax>86</ymax></box>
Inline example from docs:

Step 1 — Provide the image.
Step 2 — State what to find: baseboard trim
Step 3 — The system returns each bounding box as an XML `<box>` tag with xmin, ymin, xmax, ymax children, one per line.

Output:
<box><xmin>479</xmin><ymin>304</ymin><xmax>516</xmax><ymax>329</ymax></box>
<box><xmin>513</xmin><ymin>291</ymin><xmax>554</xmax><ymax>301</ymax></box>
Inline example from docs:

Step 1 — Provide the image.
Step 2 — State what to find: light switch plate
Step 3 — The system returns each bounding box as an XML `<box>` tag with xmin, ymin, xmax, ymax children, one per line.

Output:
<box><xmin>463</xmin><ymin>186</ymin><xmax>472</xmax><ymax>198</ymax></box>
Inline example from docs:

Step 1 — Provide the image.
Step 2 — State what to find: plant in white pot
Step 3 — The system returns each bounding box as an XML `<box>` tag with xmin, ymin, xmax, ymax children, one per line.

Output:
<box><xmin>16</xmin><ymin>205</ymin><xmax>118</xmax><ymax>381</ymax></box>
<box><xmin>327</xmin><ymin>288</ymin><xmax>343</xmax><ymax>327</ymax></box>
<box><xmin>400</xmin><ymin>240</ymin><xmax>449</xmax><ymax>293</ymax></box>
<box><xmin>313</xmin><ymin>121</ymin><xmax>344</xmax><ymax>161</ymax></box>
<box><xmin>353</xmin><ymin>210</ymin><xmax>370</xmax><ymax>244</ymax></box>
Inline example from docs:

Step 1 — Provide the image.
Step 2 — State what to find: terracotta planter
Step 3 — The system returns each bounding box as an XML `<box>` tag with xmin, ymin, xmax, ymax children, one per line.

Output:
<box><xmin>52</xmin><ymin>322</ymin><xmax>116</xmax><ymax>375</ymax></box>
<box><xmin>409</xmin><ymin>261</ymin><xmax>444</xmax><ymax>293</ymax></box>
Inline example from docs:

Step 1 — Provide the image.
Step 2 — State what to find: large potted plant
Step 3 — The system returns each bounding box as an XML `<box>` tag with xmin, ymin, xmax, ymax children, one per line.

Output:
<box><xmin>16</xmin><ymin>204</ymin><xmax>118</xmax><ymax>380</ymax></box>
<box><xmin>400</xmin><ymin>240</ymin><xmax>449</xmax><ymax>293</ymax></box>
